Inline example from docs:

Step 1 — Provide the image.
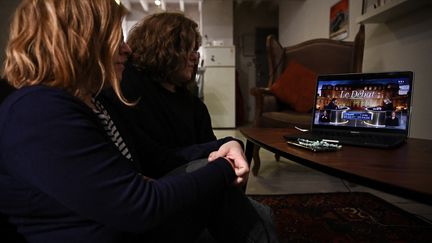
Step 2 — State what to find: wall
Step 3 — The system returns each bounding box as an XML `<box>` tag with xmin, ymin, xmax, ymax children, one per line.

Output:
<box><xmin>279</xmin><ymin>0</ymin><xmax>432</xmax><ymax>140</ymax></box>
<box><xmin>123</xmin><ymin>2</ymin><xmax>200</xmax><ymax>37</ymax></box>
<box><xmin>0</xmin><ymin>0</ymin><xmax>20</xmax><ymax>73</ymax></box>
<box><xmin>201</xmin><ymin>0</ymin><xmax>234</xmax><ymax>46</ymax></box>
<box><xmin>363</xmin><ymin>11</ymin><xmax>432</xmax><ymax>140</ymax></box>
<box><xmin>279</xmin><ymin>0</ymin><xmax>362</xmax><ymax>44</ymax></box>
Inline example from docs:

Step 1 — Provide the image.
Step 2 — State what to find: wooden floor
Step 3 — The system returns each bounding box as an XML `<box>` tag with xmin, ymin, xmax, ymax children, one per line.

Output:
<box><xmin>213</xmin><ymin>128</ymin><xmax>432</xmax><ymax>222</ymax></box>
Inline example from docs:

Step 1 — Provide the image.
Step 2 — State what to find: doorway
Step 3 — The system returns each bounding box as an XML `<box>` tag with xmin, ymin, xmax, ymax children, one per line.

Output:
<box><xmin>255</xmin><ymin>27</ymin><xmax>278</xmax><ymax>88</ymax></box>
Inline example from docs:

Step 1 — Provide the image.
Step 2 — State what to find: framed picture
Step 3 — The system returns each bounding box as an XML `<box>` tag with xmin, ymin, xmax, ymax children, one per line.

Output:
<box><xmin>329</xmin><ymin>0</ymin><xmax>349</xmax><ymax>40</ymax></box>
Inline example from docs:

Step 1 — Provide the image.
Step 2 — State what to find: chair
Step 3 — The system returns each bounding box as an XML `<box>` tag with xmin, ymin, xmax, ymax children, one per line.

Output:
<box><xmin>249</xmin><ymin>25</ymin><xmax>365</xmax><ymax>175</ymax></box>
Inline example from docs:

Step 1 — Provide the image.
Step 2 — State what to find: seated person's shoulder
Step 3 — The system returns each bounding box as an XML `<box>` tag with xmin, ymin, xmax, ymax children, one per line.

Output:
<box><xmin>121</xmin><ymin>63</ymin><xmax>157</xmax><ymax>100</ymax></box>
<box><xmin>0</xmin><ymin>79</ymin><xmax>16</xmax><ymax>104</ymax></box>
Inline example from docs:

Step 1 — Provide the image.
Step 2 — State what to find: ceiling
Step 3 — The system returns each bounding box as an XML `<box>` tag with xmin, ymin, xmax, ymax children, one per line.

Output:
<box><xmin>123</xmin><ymin>0</ymin><xmax>279</xmax><ymax>12</ymax></box>
<box><xmin>124</xmin><ymin>0</ymin><xmax>201</xmax><ymax>12</ymax></box>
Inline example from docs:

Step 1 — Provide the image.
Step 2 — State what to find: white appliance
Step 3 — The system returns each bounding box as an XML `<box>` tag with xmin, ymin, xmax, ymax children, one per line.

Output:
<box><xmin>203</xmin><ymin>46</ymin><xmax>236</xmax><ymax>128</ymax></box>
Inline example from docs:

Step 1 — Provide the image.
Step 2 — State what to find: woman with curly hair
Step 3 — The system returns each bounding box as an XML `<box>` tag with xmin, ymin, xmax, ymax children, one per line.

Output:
<box><xmin>100</xmin><ymin>12</ymin><xmax>216</xmax><ymax>178</ymax></box>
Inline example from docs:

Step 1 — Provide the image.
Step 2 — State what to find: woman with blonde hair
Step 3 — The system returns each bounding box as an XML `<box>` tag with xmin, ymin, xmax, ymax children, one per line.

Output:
<box><xmin>0</xmin><ymin>1</ymin><xmax>274</xmax><ymax>242</ymax></box>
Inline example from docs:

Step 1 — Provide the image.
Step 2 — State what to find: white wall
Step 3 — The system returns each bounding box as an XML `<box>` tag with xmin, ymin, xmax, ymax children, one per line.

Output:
<box><xmin>279</xmin><ymin>0</ymin><xmax>363</xmax><ymax>44</ymax></box>
<box><xmin>123</xmin><ymin>2</ymin><xmax>201</xmax><ymax>38</ymax></box>
<box><xmin>201</xmin><ymin>0</ymin><xmax>234</xmax><ymax>46</ymax></box>
<box><xmin>279</xmin><ymin>0</ymin><xmax>432</xmax><ymax>140</ymax></box>
<box><xmin>362</xmin><ymin>10</ymin><xmax>432</xmax><ymax>140</ymax></box>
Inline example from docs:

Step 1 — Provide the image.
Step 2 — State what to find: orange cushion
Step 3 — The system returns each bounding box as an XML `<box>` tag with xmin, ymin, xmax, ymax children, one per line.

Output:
<box><xmin>270</xmin><ymin>60</ymin><xmax>317</xmax><ymax>113</ymax></box>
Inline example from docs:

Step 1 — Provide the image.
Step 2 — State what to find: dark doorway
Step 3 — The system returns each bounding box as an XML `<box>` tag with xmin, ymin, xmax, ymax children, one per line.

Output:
<box><xmin>255</xmin><ymin>27</ymin><xmax>278</xmax><ymax>88</ymax></box>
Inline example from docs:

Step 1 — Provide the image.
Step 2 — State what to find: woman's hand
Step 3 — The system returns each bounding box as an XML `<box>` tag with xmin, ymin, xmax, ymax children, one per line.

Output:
<box><xmin>208</xmin><ymin>141</ymin><xmax>249</xmax><ymax>187</ymax></box>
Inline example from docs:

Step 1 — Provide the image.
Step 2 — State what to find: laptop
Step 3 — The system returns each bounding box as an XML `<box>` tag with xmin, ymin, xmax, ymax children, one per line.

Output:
<box><xmin>284</xmin><ymin>71</ymin><xmax>414</xmax><ymax>148</ymax></box>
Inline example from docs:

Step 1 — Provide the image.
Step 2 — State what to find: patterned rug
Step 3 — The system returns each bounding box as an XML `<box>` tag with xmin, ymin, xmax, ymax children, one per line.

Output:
<box><xmin>250</xmin><ymin>192</ymin><xmax>432</xmax><ymax>243</ymax></box>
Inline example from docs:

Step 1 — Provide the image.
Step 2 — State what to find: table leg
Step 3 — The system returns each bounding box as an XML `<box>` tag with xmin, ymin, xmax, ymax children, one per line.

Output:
<box><xmin>245</xmin><ymin>140</ymin><xmax>253</xmax><ymax>164</ymax></box>
<box><xmin>252</xmin><ymin>145</ymin><xmax>261</xmax><ymax>176</ymax></box>
<box><xmin>245</xmin><ymin>140</ymin><xmax>261</xmax><ymax>176</ymax></box>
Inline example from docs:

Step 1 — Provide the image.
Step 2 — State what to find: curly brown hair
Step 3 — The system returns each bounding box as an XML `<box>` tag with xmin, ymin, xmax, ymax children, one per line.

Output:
<box><xmin>127</xmin><ymin>12</ymin><xmax>201</xmax><ymax>83</ymax></box>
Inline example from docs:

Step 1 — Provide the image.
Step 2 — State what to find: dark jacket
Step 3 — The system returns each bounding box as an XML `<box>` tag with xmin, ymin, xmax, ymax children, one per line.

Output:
<box><xmin>100</xmin><ymin>63</ymin><xmax>221</xmax><ymax>177</ymax></box>
<box><xmin>0</xmin><ymin>85</ymin><xmax>236</xmax><ymax>242</ymax></box>
<box><xmin>0</xmin><ymin>78</ymin><xmax>15</xmax><ymax>101</ymax></box>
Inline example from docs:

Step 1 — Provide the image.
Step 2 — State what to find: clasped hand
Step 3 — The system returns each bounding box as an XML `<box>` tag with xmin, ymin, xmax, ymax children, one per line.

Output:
<box><xmin>208</xmin><ymin>141</ymin><xmax>249</xmax><ymax>187</ymax></box>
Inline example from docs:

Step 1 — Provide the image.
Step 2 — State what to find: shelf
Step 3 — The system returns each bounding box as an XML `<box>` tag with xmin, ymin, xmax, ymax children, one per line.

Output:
<box><xmin>356</xmin><ymin>0</ymin><xmax>432</xmax><ymax>24</ymax></box>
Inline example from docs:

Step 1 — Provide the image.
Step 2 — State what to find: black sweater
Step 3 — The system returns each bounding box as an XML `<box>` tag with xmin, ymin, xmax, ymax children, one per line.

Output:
<box><xmin>100</xmin><ymin>63</ymin><xmax>222</xmax><ymax>177</ymax></box>
<box><xmin>0</xmin><ymin>86</ymin><xmax>236</xmax><ymax>242</ymax></box>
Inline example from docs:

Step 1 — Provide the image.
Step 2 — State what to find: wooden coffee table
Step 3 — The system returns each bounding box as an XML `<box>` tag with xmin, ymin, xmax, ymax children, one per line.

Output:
<box><xmin>240</xmin><ymin>127</ymin><xmax>432</xmax><ymax>205</ymax></box>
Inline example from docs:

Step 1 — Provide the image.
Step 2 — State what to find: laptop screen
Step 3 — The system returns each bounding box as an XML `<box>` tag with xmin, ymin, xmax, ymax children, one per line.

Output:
<box><xmin>312</xmin><ymin>71</ymin><xmax>413</xmax><ymax>135</ymax></box>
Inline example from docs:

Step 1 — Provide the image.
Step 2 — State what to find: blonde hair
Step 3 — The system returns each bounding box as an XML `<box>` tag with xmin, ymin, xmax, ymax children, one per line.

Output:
<box><xmin>2</xmin><ymin>0</ymin><xmax>128</xmax><ymax>102</ymax></box>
